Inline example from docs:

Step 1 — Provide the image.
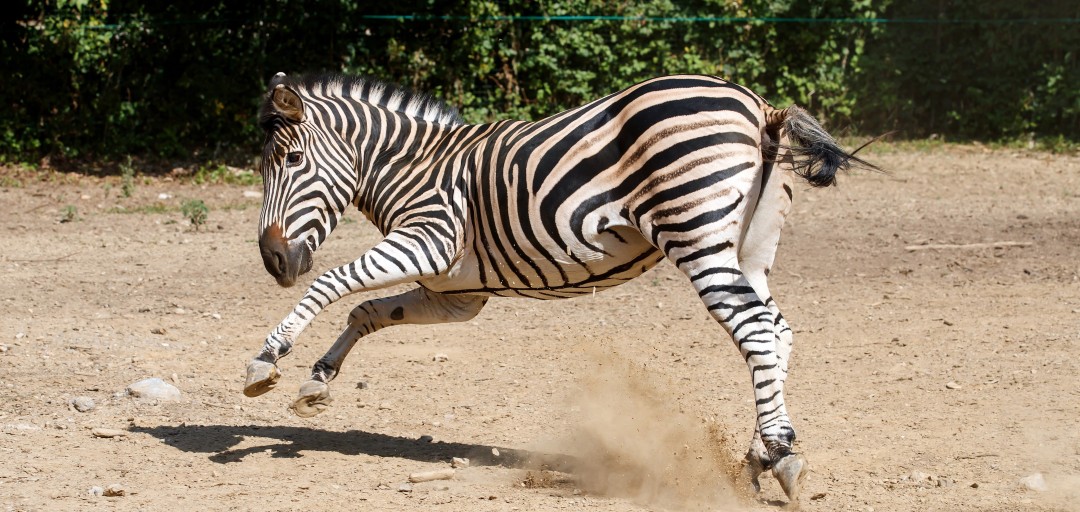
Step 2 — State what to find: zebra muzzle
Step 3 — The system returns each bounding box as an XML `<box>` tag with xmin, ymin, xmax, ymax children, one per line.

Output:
<box><xmin>259</xmin><ymin>226</ymin><xmax>313</xmax><ymax>287</ymax></box>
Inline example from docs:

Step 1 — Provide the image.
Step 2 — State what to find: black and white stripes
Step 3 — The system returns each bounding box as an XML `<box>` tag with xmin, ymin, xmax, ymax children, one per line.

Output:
<box><xmin>245</xmin><ymin>72</ymin><xmax>875</xmax><ymax>507</ymax></box>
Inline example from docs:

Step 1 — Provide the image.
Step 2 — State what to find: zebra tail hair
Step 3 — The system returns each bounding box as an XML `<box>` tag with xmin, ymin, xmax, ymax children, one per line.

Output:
<box><xmin>769</xmin><ymin>105</ymin><xmax>883</xmax><ymax>188</ymax></box>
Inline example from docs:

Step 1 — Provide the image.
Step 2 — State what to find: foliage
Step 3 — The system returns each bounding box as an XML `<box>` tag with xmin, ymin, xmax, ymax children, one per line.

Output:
<box><xmin>191</xmin><ymin>163</ymin><xmax>262</xmax><ymax>186</ymax></box>
<box><xmin>852</xmin><ymin>0</ymin><xmax>1080</xmax><ymax>139</ymax></box>
<box><xmin>180</xmin><ymin>199</ymin><xmax>209</xmax><ymax>230</ymax></box>
<box><xmin>1</xmin><ymin>0</ymin><xmax>1076</xmax><ymax>164</ymax></box>
<box><xmin>60</xmin><ymin>204</ymin><xmax>78</xmax><ymax>223</ymax></box>
<box><xmin>119</xmin><ymin>156</ymin><xmax>135</xmax><ymax>197</ymax></box>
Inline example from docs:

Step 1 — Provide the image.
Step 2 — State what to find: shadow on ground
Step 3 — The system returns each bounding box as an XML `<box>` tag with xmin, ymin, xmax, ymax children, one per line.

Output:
<box><xmin>131</xmin><ymin>424</ymin><xmax>576</xmax><ymax>470</ymax></box>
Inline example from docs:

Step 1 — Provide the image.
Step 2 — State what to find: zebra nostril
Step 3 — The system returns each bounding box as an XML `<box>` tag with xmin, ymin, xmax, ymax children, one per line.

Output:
<box><xmin>272</xmin><ymin>250</ymin><xmax>287</xmax><ymax>276</ymax></box>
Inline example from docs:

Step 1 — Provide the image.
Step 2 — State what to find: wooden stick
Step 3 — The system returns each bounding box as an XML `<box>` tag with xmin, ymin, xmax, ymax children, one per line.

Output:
<box><xmin>408</xmin><ymin>468</ymin><xmax>455</xmax><ymax>483</ymax></box>
<box><xmin>904</xmin><ymin>241</ymin><xmax>1032</xmax><ymax>252</ymax></box>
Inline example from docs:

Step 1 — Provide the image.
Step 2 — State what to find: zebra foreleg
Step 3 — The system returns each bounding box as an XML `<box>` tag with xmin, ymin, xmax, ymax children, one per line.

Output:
<box><xmin>290</xmin><ymin>288</ymin><xmax>487</xmax><ymax>417</ymax></box>
<box><xmin>245</xmin><ymin>227</ymin><xmax>460</xmax><ymax>399</ymax></box>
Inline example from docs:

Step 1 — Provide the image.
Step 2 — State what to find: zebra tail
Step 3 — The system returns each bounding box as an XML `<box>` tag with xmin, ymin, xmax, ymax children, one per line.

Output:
<box><xmin>766</xmin><ymin>105</ymin><xmax>882</xmax><ymax>187</ymax></box>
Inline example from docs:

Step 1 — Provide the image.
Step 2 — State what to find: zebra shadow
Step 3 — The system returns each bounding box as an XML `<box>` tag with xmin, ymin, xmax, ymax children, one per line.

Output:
<box><xmin>129</xmin><ymin>423</ymin><xmax>576</xmax><ymax>470</ymax></box>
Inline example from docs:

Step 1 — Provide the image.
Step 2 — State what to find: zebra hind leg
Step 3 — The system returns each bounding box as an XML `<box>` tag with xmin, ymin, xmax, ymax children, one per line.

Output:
<box><xmin>736</xmin><ymin>154</ymin><xmax>807</xmax><ymax>507</ymax></box>
<box><xmin>666</xmin><ymin>244</ymin><xmax>805</xmax><ymax>507</ymax></box>
<box><xmin>290</xmin><ymin>288</ymin><xmax>487</xmax><ymax>418</ymax></box>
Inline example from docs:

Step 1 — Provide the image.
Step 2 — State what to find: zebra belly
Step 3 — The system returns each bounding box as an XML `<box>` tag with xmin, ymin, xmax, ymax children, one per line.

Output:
<box><xmin>419</xmin><ymin>225</ymin><xmax>664</xmax><ymax>299</ymax></box>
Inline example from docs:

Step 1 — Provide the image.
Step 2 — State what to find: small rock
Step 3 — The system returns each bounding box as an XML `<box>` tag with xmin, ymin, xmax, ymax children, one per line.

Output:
<box><xmin>945</xmin><ymin>381</ymin><xmax>962</xmax><ymax>390</ymax></box>
<box><xmin>92</xmin><ymin>428</ymin><xmax>128</xmax><ymax>438</ymax></box>
<box><xmin>126</xmin><ymin>378</ymin><xmax>182</xmax><ymax>402</ymax></box>
<box><xmin>397</xmin><ymin>483</ymin><xmax>412</xmax><ymax>493</ymax></box>
<box><xmin>970</xmin><ymin>482</ymin><xmax>979</xmax><ymax>489</ymax></box>
<box><xmin>433</xmin><ymin>353</ymin><xmax>449</xmax><ymax>362</ymax></box>
<box><xmin>151</xmin><ymin>327</ymin><xmax>166</xmax><ymax>335</ymax></box>
<box><xmin>1019</xmin><ymin>473</ymin><xmax>1048</xmax><ymax>492</ymax></box>
<box><xmin>88</xmin><ymin>486</ymin><xmax>104</xmax><ymax>497</ymax></box>
<box><xmin>0</xmin><ymin>344</ymin><xmax>8</xmax><ymax>354</ymax></box>
<box><xmin>103</xmin><ymin>484</ymin><xmax>125</xmax><ymax>497</ymax></box>
<box><xmin>451</xmin><ymin>457</ymin><xmax>470</xmax><ymax>469</ymax></box>
<box><xmin>419</xmin><ymin>435</ymin><xmax>433</xmax><ymax>443</ymax></box>
<box><xmin>937</xmin><ymin>478</ymin><xmax>954</xmax><ymax>487</ymax></box>
<box><xmin>158</xmin><ymin>193</ymin><xmax>172</xmax><ymax>200</ymax></box>
<box><xmin>71</xmin><ymin>396</ymin><xmax>96</xmax><ymax>412</ymax></box>
<box><xmin>356</xmin><ymin>381</ymin><xmax>368</xmax><ymax>390</ymax></box>
<box><xmin>810</xmin><ymin>492</ymin><xmax>826</xmax><ymax>500</ymax></box>
<box><xmin>491</xmin><ymin>448</ymin><xmax>500</xmax><ymax>457</ymax></box>
<box><xmin>907</xmin><ymin>470</ymin><xmax>934</xmax><ymax>485</ymax></box>
<box><xmin>211</xmin><ymin>313</ymin><xmax>222</xmax><ymax>320</ymax></box>
<box><xmin>242</xmin><ymin>190</ymin><xmax>263</xmax><ymax>199</ymax></box>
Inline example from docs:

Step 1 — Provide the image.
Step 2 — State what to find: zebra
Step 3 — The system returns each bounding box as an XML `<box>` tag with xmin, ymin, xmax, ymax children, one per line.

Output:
<box><xmin>244</xmin><ymin>71</ymin><xmax>876</xmax><ymax>508</ymax></box>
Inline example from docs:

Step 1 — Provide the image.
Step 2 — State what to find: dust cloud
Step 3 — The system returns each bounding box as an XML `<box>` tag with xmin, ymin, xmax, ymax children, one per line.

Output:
<box><xmin>544</xmin><ymin>345</ymin><xmax>749</xmax><ymax>510</ymax></box>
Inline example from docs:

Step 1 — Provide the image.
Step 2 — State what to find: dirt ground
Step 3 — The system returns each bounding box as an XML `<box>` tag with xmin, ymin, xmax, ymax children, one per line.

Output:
<box><xmin>1</xmin><ymin>145</ymin><xmax>1078</xmax><ymax>512</ymax></box>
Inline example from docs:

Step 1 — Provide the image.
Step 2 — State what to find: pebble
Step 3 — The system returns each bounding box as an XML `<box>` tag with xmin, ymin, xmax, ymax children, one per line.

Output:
<box><xmin>906</xmin><ymin>470</ymin><xmax>934</xmax><ymax>485</ymax></box>
<box><xmin>1019</xmin><ymin>473</ymin><xmax>1048</xmax><ymax>492</ymax></box>
<box><xmin>103</xmin><ymin>484</ymin><xmax>125</xmax><ymax>497</ymax></box>
<box><xmin>432</xmin><ymin>353</ymin><xmax>449</xmax><ymax>362</ymax></box>
<box><xmin>0</xmin><ymin>343</ymin><xmax>8</xmax><ymax>354</ymax></box>
<box><xmin>151</xmin><ymin>327</ymin><xmax>166</xmax><ymax>335</ymax></box>
<box><xmin>356</xmin><ymin>382</ymin><xmax>368</xmax><ymax>390</ymax></box>
<box><xmin>88</xmin><ymin>486</ymin><xmax>104</xmax><ymax>497</ymax></box>
<box><xmin>397</xmin><ymin>483</ymin><xmax>413</xmax><ymax>493</ymax></box>
<box><xmin>491</xmin><ymin>448</ymin><xmax>500</xmax><ymax>457</ymax></box>
<box><xmin>242</xmin><ymin>190</ymin><xmax>263</xmax><ymax>198</ymax></box>
<box><xmin>126</xmin><ymin>378</ymin><xmax>182</xmax><ymax>402</ymax></box>
<box><xmin>945</xmin><ymin>381</ymin><xmax>962</xmax><ymax>390</ymax></box>
<box><xmin>71</xmin><ymin>396</ymin><xmax>96</xmax><ymax>412</ymax></box>
<box><xmin>451</xmin><ymin>457</ymin><xmax>470</xmax><ymax>469</ymax></box>
<box><xmin>418</xmin><ymin>435</ymin><xmax>433</xmax><ymax>443</ymax></box>
<box><xmin>408</xmin><ymin>468</ymin><xmax>455</xmax><ymax>483</ymax></box>
<box><xmin>937</xmin><ymin>477</ymin><xmax>954</xmax><ymax>487</ymax></box>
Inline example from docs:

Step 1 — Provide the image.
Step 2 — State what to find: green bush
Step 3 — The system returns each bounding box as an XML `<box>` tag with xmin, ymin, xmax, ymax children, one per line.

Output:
<box><xmin>1</xmin><ymin>0</ymin><xmax>1075</xmax><ymax>164</ymax></box>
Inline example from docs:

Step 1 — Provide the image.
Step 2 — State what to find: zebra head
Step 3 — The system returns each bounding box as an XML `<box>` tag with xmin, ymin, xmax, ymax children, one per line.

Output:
<box><xmin>256</xmin><ymin>73</ymin><xmax>355</xmax><ymax>287</ymax></box>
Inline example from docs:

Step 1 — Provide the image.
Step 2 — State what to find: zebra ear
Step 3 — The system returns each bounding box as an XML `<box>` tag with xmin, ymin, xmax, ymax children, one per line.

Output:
<box><xmin>269</xmin><ymin>72</ymin><xmax>287</xmax><ymax>88</ymax></box>
<box><xmin>271</xmin><ymin>83</ymin><xmax>305</xmax><ymax>123</ymax></box>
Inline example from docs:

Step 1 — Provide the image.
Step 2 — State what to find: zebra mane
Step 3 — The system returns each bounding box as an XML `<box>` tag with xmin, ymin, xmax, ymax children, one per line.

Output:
<box><xmin>263</xmin><ymin>73</ymin><xmax>465</xmax><ymax>128</ymax></box>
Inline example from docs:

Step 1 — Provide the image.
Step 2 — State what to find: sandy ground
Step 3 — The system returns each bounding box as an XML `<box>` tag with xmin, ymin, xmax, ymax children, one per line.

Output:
<box><xmin>1</xmin><ymin>145</ymin><xmax>1078</xmax><ymax>512</ymax></box>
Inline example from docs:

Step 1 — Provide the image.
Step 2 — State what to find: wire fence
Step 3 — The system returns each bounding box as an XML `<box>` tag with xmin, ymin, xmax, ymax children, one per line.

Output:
<box><xmin>28</xmin><ymin>14</ymin><xmax>1080</xmax><ymax>31</ymax></box>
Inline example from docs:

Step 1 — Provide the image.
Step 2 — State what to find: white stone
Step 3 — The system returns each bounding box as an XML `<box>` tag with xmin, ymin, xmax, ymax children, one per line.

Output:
<box><xmin>1019</xmin><ymin>473</ymin><xmax>1048</xmax><ymax>492</ymax></box>
<box><xmin>451</xmin><ymin>457</ymin><xmax>470</xmax><ymax>469</ymax></box>
<box><xmin>71</xmin><ymin>397</ymin><xmax>96</xmax><ymax>412</ymax></box>
<box><xmin>126</xmin><ymin>378</ymin><xmax>182</xmax><ymax>402</ymax></box>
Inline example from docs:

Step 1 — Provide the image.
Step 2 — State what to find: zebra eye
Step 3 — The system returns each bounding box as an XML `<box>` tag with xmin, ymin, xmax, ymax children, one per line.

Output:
<box><xmin>285</xmin><ymin>151</ymin><xmax>303</xmax><ymax>166</ymax></box>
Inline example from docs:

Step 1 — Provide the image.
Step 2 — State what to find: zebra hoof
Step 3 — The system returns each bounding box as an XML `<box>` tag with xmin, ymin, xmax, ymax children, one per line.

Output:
<box><xmin>773</xmin><ymin>453</ymin><xmax>809</xmax><ymax>510</ymax></box>
<box><xmin>290</xmin><ymin>380</ymin><xmax>332</xmax><ymax>418</ymax></box>
<box><xmin>243</xmin><ymin>360</ymin><xmax>281</xmax><ymax>397</ymax></box>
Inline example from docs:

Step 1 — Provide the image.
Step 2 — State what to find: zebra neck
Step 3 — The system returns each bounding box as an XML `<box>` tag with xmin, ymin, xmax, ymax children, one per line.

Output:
<box><xmin>354</xmin><ymin>120</ymin><xmax>467</xmax><ymax>233</ymax></box>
